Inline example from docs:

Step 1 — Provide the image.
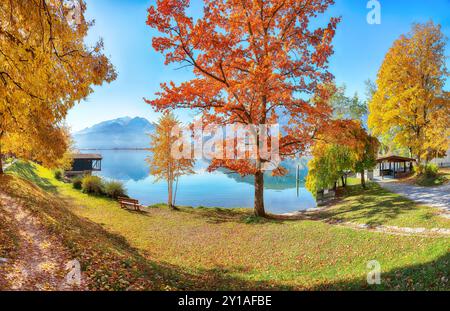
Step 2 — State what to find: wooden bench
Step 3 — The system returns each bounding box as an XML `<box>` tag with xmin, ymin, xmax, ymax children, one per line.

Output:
<box><xmin>118</xmin><ymin>197</ymin><xmax>142</xmax><ymax>211</ymax></box>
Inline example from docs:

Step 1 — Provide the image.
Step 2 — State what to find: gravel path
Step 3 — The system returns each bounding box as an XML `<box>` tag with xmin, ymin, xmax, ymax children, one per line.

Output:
<box><xmin>334</xmin><ymin>221</ymin><xmax>450</xmax><ymax>237</ymax></box>
<box><xmin>375</xmin><ymin>179</ymin><xmax>450</xmax><ymax>215</ymax></box>
<box><xmin>0</xmin><ymin>192</ymin><xmax>86</xmax><ymax>291</ymax></box>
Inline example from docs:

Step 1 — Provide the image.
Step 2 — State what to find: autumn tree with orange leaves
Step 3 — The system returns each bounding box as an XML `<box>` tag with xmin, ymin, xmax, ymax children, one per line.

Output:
<box><xmin>0</xmin><ymin>0</ymin><xmax>116</xmax><ymax>174</ymax></box>
<box><xmin>146</xmin><ymin>0</ymin><xmax>340</xmax><ymax>217</ymax></box>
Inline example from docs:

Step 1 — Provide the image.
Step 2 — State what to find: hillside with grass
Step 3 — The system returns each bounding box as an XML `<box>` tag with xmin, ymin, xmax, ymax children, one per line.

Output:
<box><xmin>0</xmin><ymin>161</ymin><xmax>448</xmax><ymax>290</ymax></box>
<box><xmin>410</xmin><ymin>167</ymin><xmax>450</xmax><ymax>187</ymax></box>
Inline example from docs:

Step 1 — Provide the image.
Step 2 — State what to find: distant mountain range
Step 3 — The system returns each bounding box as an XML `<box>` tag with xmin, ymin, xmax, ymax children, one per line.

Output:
<box><xmin>73</xmin><ymin>117</ymin><xmax>155</xmax><ymax>149</ymax></box>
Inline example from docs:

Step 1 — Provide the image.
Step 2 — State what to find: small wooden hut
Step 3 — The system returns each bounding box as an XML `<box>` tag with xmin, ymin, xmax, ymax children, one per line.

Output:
<box><xmin>66</xmin><ymin>154</ymin><xmax>102</xmax><ymax>176</ymax></box>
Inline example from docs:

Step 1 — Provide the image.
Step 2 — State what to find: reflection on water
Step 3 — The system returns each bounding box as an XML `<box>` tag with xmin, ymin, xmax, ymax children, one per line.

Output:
<box><xmin>100</xmin><ymin>150</ymin><xmax>149</xmax><ymax>181</ymax></box>
<box><xmin>95</xmin><ymin>150</ymin><xmax>317</xmax><ymax>214</ymax></box>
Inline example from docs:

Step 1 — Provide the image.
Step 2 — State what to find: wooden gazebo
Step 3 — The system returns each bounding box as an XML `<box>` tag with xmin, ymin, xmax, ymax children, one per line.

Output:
<box><xmin>377</xmin><ymin>155</ymin><xmax>416</xmax><ymax>178</ymax></box>
<box><xmin>66</xmin><ymin>154</ymin><xmax>102</xmax><ymax>176</ymax></box>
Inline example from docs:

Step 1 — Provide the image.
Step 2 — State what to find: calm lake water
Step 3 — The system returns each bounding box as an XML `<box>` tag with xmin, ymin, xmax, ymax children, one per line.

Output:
<box><xmin>95</xmin><ymin>150</ymin><xmax>317</xmax><ymax>214</ymax></box>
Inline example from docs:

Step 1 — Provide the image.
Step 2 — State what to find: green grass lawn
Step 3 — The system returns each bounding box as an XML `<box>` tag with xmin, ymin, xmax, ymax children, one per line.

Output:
<box><xmin>314</xmin><ymin>183</ymin><xmax>450</xmax><ymax>229</ymax></box>
<box><xmin>346</xmin><ymin>177</ymin><xmax>362</xmax><ymax>186</ymax></box>
<box><xmin>2</xmin><ymin>161</ymin><xmax>449</xmax><ymax>290</ymax></box>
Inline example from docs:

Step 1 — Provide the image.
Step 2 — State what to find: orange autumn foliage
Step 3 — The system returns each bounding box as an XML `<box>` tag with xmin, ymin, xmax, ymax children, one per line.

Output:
<box><xmin>146</xmin><ymin>0</ymin><xmax>340</xmax><ymax>216</ymax></box>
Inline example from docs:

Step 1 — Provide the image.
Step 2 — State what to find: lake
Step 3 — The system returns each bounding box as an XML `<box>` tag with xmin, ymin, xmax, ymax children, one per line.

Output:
<box><xmin>95</xmin><ymin>150</ymin><xmax>317</xmax><ymax>214</ymax></box>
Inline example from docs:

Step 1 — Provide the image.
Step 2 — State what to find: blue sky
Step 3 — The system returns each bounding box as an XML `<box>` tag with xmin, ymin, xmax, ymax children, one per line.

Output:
<box><xmin>67</xmin><ymin>0</ymin><xmax>450</xmax><ymax>132</ymax></box>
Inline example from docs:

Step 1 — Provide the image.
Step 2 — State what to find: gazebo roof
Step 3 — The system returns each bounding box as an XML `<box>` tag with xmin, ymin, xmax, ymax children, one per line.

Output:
<box><xmin>377</xmin><ymin>155</ymin><xmax>416</xmax><ymax>163</ymax></box>
<box><xmin>71</xmin><ymin>154</ymin><xmax>102</xmax><ymax>160</ymax></box>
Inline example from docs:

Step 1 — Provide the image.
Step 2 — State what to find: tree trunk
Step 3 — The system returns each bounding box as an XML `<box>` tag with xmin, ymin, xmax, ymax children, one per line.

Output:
<box><xmin>168</xmin><ymin>179</ymin><xmax>174</xmax><ymax>209</ymax></box>
<box><xmin>173</xmin><ymin>176</ymin><xmax>179</xmax><ymax>207</ymax></box>
<box><xmin>168</xmin><ymin>164</ymin><xmax>174</xmax><ymax>209</ymax></box>
<box><xmin>0</xmin><ymin>137</ymin><xmax>3</xmax><ymax>175</ymax></box>
<box><xmin>360</xmin><ymin>170</ymin><xmax>366</xmax><ymax>189</ymax></box>
<box><xmin>341</xmin><ymin>176</ymin><xmax>346</xmax><ymax>187</ymax></box>
<box><xmin>254</xmin><ymin>171</ymin><xmax>265</xmax><ymax>217</ymax></box>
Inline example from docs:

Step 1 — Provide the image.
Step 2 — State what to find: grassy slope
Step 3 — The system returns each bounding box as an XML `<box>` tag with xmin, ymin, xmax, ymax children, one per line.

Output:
<box><xmin>400</xmin><ymin>168</ymin><xmax>450</xmax><ymax>187</ymax></box>
<box><xmin>0</xmin><ymin>168</ymin><xmax>185</xmax><ymax>291</ymax></box>
<box><xmin>415</xmin><ymin>168</ymin><xmax>450</xmax><ymax>187</ymax></box>
<box><xmin>2</xmin><ymin>161</ymin><xmax>449</xmax><ymax>290</ymax></box>
<box><xmin>315</xmin><ymin>183</ymin><xmax>450</xmax><ymax>229</ymax></box>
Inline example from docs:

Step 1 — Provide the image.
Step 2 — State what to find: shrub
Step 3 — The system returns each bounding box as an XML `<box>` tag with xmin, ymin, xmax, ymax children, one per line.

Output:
<box><xmin>424</xmin><ymin>163</ymin><xmax>439</xmax><ymax>178</ymax></box>
<box><xmin>104</xmin><ymin>181</ymin><xmax>127</xmax><ymax>199</ymax></box>
<box><xmin>72</xmin><ymin>176</ymin><xmax>83</xmax><ymax>190</ymax></box>
<box><xmin>81</xmin><ymin>175</ymin><xmax>104</xmax><ymax>195</ymax></box>
<box><xmin>415</xmin><ymin>163</ymin><xmax>438</xmax><ymax>178</ymax></box>
<box><xmin>5</xmin><ymin>158</ymin><xmax>14</xmax><ymax>164</ymax></box>
<box><xmin>54</xmin><ymin>169</ymin><xmax>64</xmax><ymax>180</ymax></box>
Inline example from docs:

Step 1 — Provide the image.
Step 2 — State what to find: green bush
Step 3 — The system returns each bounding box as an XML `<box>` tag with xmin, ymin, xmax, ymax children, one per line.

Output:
<box><xmin>425</xmin><ymin>163</ymin><xmax>439</xmax><ymax>178</ymax></box>
<box><xmin>415</xmin><ymin>163</ymin><xmax>438</xmax><ymax>178</ymax></box>
<box><xmin>104</xmin><ymin>181</ymin><xmax>127</xmax><ymax>199</ymax></box>
<box><xmin>54</xmin><ymin>169</ymin><xmax>64</xmax><ymax>180</ymax></box>
<box><xmin>5</xmin><ymin>158</ymin><xmax>14</xmax><ymax>164</ymax></box>
<box><xmin>72</xmin><ymin>176</ymin><xmax>83</xmax><ymax>190</ymax></box>
<box><xmin>81</xmin><ymin>175</ymin><xmax>104</xmax><ymax>195</ymax></box>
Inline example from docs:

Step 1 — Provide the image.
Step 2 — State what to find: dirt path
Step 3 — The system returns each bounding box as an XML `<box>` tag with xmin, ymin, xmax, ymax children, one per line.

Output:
<box><xmin>0</xmin><ymin>192</ymin><xmax>86</xmax><ymax>291</ymax></box>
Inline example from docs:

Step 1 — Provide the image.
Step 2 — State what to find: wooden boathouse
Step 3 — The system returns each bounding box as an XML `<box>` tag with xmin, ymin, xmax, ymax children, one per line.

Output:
<box><xmin>66</xmin><ymin>154</ymin><xmax>102</xmax><ymax>176</ymax></box>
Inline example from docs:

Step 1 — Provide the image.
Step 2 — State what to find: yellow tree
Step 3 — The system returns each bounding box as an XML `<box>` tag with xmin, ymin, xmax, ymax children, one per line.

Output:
<box><xmin>368</xmin><ymin>22</ymin><xmax>449</xmax><ymax>163</ymax></box>
<box><xmin>146</xmin><ymin>112</ymin><xmax>194</xmax><ymax>209</ymax></box>
<box><xmin>0</xmin><ymin>0</ymin><xmax>116</xmax><ymax>174</ymax></box>
<box><xmin>306</xmin><ymin>120</ymin><xmax>379</xmax><ymax>195</ymax></box>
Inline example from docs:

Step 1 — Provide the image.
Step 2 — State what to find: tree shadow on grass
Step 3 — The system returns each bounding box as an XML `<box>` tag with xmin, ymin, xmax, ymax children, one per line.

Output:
<box><xmin>0</xmin><ymin>174</ymin><xmax>290</xmax><ymax>290</ymax></box>
<box><xmin>5</xmin><ymin>161</ymin><xmax>57</xmax><ymax>193</ymax></box>
<box><xmin>310</xmin><ymin>251</ymin><xmax>450</xmax><ymax>291</ymax></box>
<box><xmin>25</xmin><ymin>191</ymin><xmax>450</xmax><ymax>290</ymax></box>
<box><xmin>176</xmin><ymin>206</ymin><xmax>285</xmax><ymax>225</ymax></box>
<box><xmin>2</xmin><ymin>174</ymin><xmax>448</xmax><ymax>291</ymax></box>
<box><xmin>311</xmin><ymin>184</ymin><xmax>419</xmax><ymax>227</ymax></box>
